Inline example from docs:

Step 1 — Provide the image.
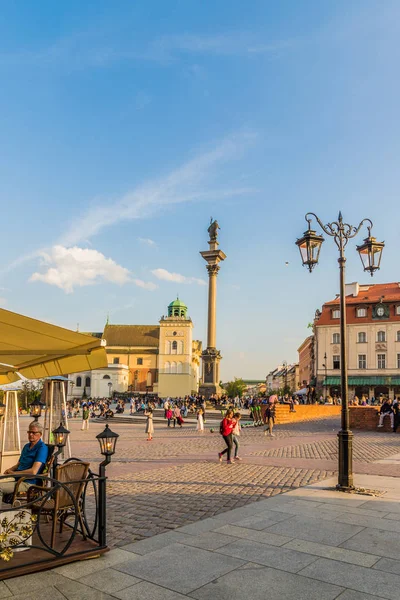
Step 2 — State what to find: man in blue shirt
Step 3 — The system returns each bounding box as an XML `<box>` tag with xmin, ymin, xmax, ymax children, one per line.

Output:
<box><xmin>0</xmin><ymin>422</ymin><xmax>48</xmax><ymax>502</ymax></box>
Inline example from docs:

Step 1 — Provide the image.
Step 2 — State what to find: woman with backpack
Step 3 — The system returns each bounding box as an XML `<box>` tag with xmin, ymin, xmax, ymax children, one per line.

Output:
<box><xmin>218</xmin><ymin>409</ymin><xmax>237</xmax><ymax>464</ymax></box>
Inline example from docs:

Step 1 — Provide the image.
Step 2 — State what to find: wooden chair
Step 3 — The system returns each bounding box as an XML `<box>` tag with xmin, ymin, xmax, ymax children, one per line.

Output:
<box><xmin>27</xmin><ymin>460</ymin><xmax>90</xmax><ymax>549</ymax></box>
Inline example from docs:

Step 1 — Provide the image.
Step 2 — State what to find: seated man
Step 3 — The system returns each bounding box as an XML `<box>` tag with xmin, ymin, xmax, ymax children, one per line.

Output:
<box><xmin>378</xmin><ymin>398</ymin><xmax>394</xmax><ymax>429</ymax></box>
<box><xmin>0</xmin><ymin>422</ymin><xmax>48</xmax><ymax>503</ymax></box>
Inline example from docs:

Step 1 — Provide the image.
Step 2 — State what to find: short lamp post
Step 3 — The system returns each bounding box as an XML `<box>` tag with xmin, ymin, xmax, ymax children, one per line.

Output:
<box><xmin>322</xmin><ymin>352</ymin><xmax>328</xmax><ymax>402</ymax></box>
<box><xmin>96</xmin><ymin>424</ymin><xmax>119</xmax><ymax>547</ymax></box>
<box><xmin>69</xmin><ymin>380</ymin><xmax>75</xmax><ymax>399</ymax></box>
<box><xmin>51</xmin><ymin>422</ymin><xmax>70</xmax><ymax>475</ymax></box>
<box><xmin>29</xmin><ymin>398</ymin><xmax>45</xmax><ymax>422</ymax></box>
<box><xmin>296</xmin><ymin>212</ymin><xmax>384</xmax><ymax>491</ymax></box>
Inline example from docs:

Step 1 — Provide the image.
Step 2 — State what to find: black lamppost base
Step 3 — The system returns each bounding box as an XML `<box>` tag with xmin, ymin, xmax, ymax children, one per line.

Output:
<box><xmin>337</xmin><ymin>429</ymin><xmax>355</xmax><ymax>491</ymax></box>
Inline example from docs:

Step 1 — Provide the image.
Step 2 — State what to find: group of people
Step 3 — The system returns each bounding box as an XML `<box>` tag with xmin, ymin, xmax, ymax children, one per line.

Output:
<box><xmin>377</xmin><ymin>397</ymin><xmax>400</xmax><ymax>432</ymax></box>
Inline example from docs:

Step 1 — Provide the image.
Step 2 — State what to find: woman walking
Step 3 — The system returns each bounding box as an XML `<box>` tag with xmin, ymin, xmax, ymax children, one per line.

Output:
<box><xmin>196</xmin><ymin>407</ymin><xmax>204</xmax><ymax>433</ymax></box>
<box><xmin>173</xmin><ymin>405</ymin><xmax>184</xmax><ymax>428</ymax></box>
<box><xmin>165</xmin><ymin>406</ymin><xmax>173</xmax><ymax>427</ymax></box>
<box><xmin>218</xmin><ymin>409</ymin><xmax>236</xmax><ymax>464</ymax></box>
<box><xmin>145</xmin><ymin>407</ymin><xmax>154</xmax><ymax>441</ymax></box>
<box><xmin>232</xmin><ymin>412</ymin><xmax>242</xmax><ymax>460</ymax></box>
<box><xmin>264</xmin><ymin>395</ymin><xmax>277</xmax><ymax>437</ymax></box>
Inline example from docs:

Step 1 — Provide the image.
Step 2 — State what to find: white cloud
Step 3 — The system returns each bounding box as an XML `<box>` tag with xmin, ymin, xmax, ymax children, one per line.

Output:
<box><xmin>133</xmin><ymin>278</ymin><xmax>158</xmax><ymax>291</ymax></box>
<box><xmin>138</xmin><ymin>237</ymin><xmax>157</xmax><ymax>247</ymax></box>
<box><xmin>60</xmin><ymin>132</ymin><xmax>256</xmax><ymax>246</ymax></box>
<box><xmin>29</xmin><ymin>245</ymin><xmax>131</xmax><ymax>294</ymax></box>
<box><xmin>152</xmin><ymin>268</ymin><xmax>206</xmax><ymax>286</ymax></box>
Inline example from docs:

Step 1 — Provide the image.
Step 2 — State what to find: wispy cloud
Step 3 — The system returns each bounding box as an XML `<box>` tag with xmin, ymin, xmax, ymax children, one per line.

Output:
<box><xmin>60</xmin><ymin>132</ymin><xmax>256</xmax><ymax>246</ymax></box>
<box><xmin>138</xmin><ymin>237</ymin><xmax>157</xmax><ymax>247</ymax></box>
<box><xmin>152</xmin><ymin>268</ymin><xmax>206</xmax><ymax>286</ymax></box>
<box><xmin>0</xmin><ymin>30</ymin><xmax>297</xmax><ymax>69</ymax></box>
<box><xmin>29</xmin><ymin>245</ymin><xmax>156</xmax><ymax>294</ymax></box>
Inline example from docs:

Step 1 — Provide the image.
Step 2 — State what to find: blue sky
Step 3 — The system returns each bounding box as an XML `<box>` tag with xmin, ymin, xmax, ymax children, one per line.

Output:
<box><xmin>1</xmin><ymin>1</ymin><xmax>399</xmax><ymax>380</ymax></box>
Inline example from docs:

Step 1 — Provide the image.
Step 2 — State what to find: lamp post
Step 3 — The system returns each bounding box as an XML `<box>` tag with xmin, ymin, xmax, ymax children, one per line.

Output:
<box><xmin>322</xmin><ymin>352</ymin><xmax>328</xmax><ymax>402</ymax></box>
<box><xmin>108</xmin><ymin>381</ymin><xmax>112</xmax><ymax>399</ymax></box>
<box><xmin>96</xmin><ymin>424</ymin><xmax>119</xmax><ymax>547</ymax></box>
<box><xmin>283</xmin><ymin>360</ymin><xmax>288</xmax><ymax>397</ymax></box>
<box><xmin>51</xmin><ymin>422</ymin><xmax>70</xmax><ymax>475</ymax></box>
<box><xmin>296</xmin><ymin>212</ymin><xmax>384</xmax><ymax>491</ymax></box>
<box><xmin>69</xmin><ymin>380</ymin><xmax>75</xmax><ymax>400</ymax></box>
<box><xmin>29</xmin><ymin>397</ymin><xmax>45</xmax><ymax>422</ymax></box>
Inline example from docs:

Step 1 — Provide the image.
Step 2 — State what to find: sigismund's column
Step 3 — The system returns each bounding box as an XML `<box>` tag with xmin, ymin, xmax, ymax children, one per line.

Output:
<box><xmin>199</xmin><ymin>219</ymin><xmax>226</xmax><ymax>399</ymax></box>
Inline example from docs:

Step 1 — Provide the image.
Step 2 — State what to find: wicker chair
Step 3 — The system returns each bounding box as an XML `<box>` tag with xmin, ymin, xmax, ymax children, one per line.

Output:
<box><xmin>27</xmin><ymin>460</ymin><xmax>90</xmax><ymax>549</ymax></box>
<box><xmin>1</xmin><ymin>444</ymin><xmax>56</xmax><ymax>507</ymax></box>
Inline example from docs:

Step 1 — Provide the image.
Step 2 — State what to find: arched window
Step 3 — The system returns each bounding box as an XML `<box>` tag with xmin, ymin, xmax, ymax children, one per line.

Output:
<box><xmin>147</xmin><ymin>372</ymin><xmax>152</xmax><ymax>386</ymax></box>
<box><xmin>76</xmin><ymin>376</ymin><xmax>82</xmax><ymax>387</ymax></box>
<box><xmin>103</xmin><ymin>374</ymin><xmax>111</xmax><ymax>379</ymax></box>
<box><xmin>397</xmin><ymin>331</ymin><xmax>400</xmax><ymax>342</ymax></box>
<box><xmin>332</xmin><ymin>333</ymin><xmax>340</xmax><ymax>344</ymax></box>
<box><xmin>171</xmin><ymin>361</ymin><xmax>177</xmax><ymax>374</ymax></box>
<box><xmin>377</xmin><ymin>331</ymin><xmax>386</xmax><ymax>343</ymax></box>
<box><xmin>164</xmin><ymin>361</ymin><xmax>170</xmax><ymax>373</ymax></box>
<box><xmin>85</xmin><ymin>377</ymin><xmax>91</xmax><ymax>387</ymax></box>
<box><xmin>358</xmin><ymin>332</ymin><xmax>367</xmax><ymax>343</ymax></box>
<box><xmin>174</xmin><ymin>309</ymin><xmax>179</xmax><ymax>316</ymax></box>
<box><xmin>177</xmin><ymin>362</ymin><xmax>183</xmax><ymax>374</ymax></box>
<box><xmin>172</xmin><ymin>340</ymin><xmax>178</xmax><ymax>354</ymax></box>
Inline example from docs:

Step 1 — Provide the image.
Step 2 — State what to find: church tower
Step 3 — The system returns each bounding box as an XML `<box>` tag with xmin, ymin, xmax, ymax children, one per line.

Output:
<box><xmin>158</xmin><ymin>298</ymin><xmax>195</xmax><ymax>398</ymax></box>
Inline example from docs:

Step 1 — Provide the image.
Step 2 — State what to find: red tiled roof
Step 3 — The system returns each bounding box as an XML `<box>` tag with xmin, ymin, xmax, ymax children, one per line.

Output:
<box><xmin>325</xmin><ymin>283</ymin><xmax>400</xmax><ymax>306</ymax></box>
<box><xmin>317</xmin><ymin>283</ymin><xmax>400</xmax><ymax>326</ymax></box>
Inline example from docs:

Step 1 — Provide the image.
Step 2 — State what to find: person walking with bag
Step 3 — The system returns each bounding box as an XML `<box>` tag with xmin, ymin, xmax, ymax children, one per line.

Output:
<box><xmin>232</xmin><ymin>412</ymin><xmax>242</xmax><ymax>460</ymax></box>
<box><xmin>218</xmin><ymin>409</ymin><xmax>236</xmax><ymax>464</ymax></box>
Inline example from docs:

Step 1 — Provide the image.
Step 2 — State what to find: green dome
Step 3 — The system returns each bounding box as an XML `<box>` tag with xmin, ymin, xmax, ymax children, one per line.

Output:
<box><xmin>168</xmin><ymin>298</ymin><xmax>187</xmax><ymax>308</ymax></box>
<box><xmin>168</xmin><ymin>297</ymin><xmax>188</xmax><ymax>318</ymax></box>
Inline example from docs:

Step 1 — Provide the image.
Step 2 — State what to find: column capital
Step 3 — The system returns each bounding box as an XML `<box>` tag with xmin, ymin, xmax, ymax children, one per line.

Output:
<box><xmin>206</xmin><ymin>264</ymin><xmax>220</xmax><ymax>276</ymax></box>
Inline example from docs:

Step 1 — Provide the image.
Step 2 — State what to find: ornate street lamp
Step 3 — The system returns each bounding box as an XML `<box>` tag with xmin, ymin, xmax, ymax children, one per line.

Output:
<box><xmin>29</xmin><ymin>397</ymin><xmax>45</xmax><ymax>422</ymax></box>
<box><xmin>296</xmin><ymin>212</ymin><xmax>384</xmax><ymax>491</ymax></box>
<box><xmin>0</xmin><ymin>400</ymin><xmax>5</xmax><ymax>418</ymax></box>
<box><xmin>295</xmin><ymin>221</ymin><xmax>324</xmax><ymax>273</ymax></box>
<box><xmin>51</xmin><ymin>422</ymin><xmax>70</xmax><ymax>473</ymax></box>
<box><xmin>356</xmin><ymin>232</ymin><xmax>384</xmax><ymax>276</ymax></box>
<box><xmin>108</xmin><ymin>381</ymin><xmax>112</xmax><ymax>398</ymax></box>
<box><xmin>96</xmin><ymin>424</ymin><xmax>119</xmax><ymax>547</ymax></box>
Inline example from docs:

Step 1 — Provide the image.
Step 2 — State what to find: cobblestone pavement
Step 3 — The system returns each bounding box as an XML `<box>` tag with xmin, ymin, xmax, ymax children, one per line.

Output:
<box><xmin>37</xmin><ymin>414</ymin><xmax>400</xmax><ymax>548</ymax></box>
<box><xmin>251</xmin><ymin>434</ymin><xmax>400</xmax><ymax>462</ymax></box>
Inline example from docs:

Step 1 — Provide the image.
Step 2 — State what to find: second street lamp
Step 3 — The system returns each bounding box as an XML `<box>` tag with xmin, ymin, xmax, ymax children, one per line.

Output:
<box><xmin>296</xmin><ymin>212</ymin><xmax>384</xmax><ymax>491</ymax></box>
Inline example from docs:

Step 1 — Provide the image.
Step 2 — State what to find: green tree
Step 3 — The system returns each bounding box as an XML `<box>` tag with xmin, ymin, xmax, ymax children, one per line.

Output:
<box><xmin>223</xmin><ymin>378</ymin><xmax>247</xmax><ymax>398</ymax></box>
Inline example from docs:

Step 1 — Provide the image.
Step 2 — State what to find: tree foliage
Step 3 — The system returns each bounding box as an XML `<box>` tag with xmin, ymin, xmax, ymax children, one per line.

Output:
<box><xmin>223</xmin><ymin>378</ymin><xmax>247</xmax><ymax>398</ymax></box>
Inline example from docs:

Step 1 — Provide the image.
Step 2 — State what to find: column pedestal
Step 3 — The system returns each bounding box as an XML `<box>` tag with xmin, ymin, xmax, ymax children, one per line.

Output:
<box><xmin>199</xmin><ymin>348</ymin><xmax>223</xmax><ymax>398</ymax></box>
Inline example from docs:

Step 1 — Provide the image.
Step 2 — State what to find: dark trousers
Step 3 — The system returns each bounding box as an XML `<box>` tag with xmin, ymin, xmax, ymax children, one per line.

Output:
<box><xmin>220</xmin><ymin>434</ymin><xmax>233</xmax><ymax>461</ymax></box>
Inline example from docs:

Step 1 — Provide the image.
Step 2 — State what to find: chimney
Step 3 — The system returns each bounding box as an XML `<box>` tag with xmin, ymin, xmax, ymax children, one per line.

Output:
<box><xmin>345</xmin><ymin>282</ymin><xmax>359</xmax><ymax>297</ymax></box>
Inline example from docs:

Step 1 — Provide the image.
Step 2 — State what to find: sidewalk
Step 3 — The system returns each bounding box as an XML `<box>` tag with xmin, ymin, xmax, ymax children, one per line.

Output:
<box><xmin>2</xmin><ymin>474</ymin><xmax>400</xmax><ymax>599</ymax></box>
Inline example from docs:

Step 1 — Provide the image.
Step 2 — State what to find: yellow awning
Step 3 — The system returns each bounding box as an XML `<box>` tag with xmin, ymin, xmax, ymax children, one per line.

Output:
<box><xmin>0</xmin><ymin>308</ymin><xmax>107</xmax><ymax>384</ymax></box>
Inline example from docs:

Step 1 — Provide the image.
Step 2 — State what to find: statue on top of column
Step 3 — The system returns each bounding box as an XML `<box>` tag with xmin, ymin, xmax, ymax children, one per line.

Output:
<box><xmin>208</xmin><ymin>218</ymin><xmax>220</xmax><ymax>242</ymax></box>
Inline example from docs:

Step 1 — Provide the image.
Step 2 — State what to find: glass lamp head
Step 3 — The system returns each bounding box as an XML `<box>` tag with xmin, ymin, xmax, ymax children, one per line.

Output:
<box><xmin>356</xmin><ymin>235</ymin><xmax>384</xmax><ymax>276</ymax></box>
<box><xmin>52</xmin><ymin>422</ymin><xmax>70</xmax><ymax>448</ymax></box>
<box><xmin>96</xmin><ymin>424</ymin><xmax>119</xmax><ymax>456</ymax></box>
<box><xmin>296</xmin><ymin>226</ymin><xmax>324</xmax><ymax>272</ymax></box>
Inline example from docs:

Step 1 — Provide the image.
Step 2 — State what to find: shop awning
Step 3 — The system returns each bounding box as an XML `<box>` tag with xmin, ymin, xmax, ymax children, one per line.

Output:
<box><xmin>323</xmin><ymin>376</ymin><xmax>400</xmax><ymax>386</ymax></box>
<box><xmin>0</xmin><ymin>308</ymin><xmax>107</xmax><ymax>384</ymax></box>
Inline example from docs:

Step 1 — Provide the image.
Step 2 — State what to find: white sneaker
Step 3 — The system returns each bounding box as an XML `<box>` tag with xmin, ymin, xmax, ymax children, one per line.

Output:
<box><xmin>377</xmin><ymin>425</ymin><xmax>384</xmax><ymax>428</ymax></box>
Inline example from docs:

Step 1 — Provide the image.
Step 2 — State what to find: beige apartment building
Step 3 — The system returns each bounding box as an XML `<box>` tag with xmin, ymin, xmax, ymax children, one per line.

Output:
<box><xmin>314</xmin><ymin>282</ymin><xmax>400</xmax><ymax>400</ymax></box>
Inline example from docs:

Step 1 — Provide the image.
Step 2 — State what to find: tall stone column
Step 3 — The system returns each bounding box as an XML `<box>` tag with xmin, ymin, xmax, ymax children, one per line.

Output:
<box><xmin>199</xmin><ymin>220</ymin><xmax>226</xmax><ymax>399</ymax></box>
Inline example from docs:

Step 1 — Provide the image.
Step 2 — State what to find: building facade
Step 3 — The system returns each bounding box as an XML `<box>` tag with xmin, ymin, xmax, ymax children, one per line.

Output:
<box><xmin>315</xmin><ymin>282</ymin><xmax>400</xmax><ymax>400</ymax></box>
<box><xmin>68</xmin><ymin>299</ymin><xmax>202</xmax><ymax>399</ymax></box>
<box><xmin>297</xmin><ymin>335</ymin><xmax>314</xmax><ymax>388</ymax></box>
